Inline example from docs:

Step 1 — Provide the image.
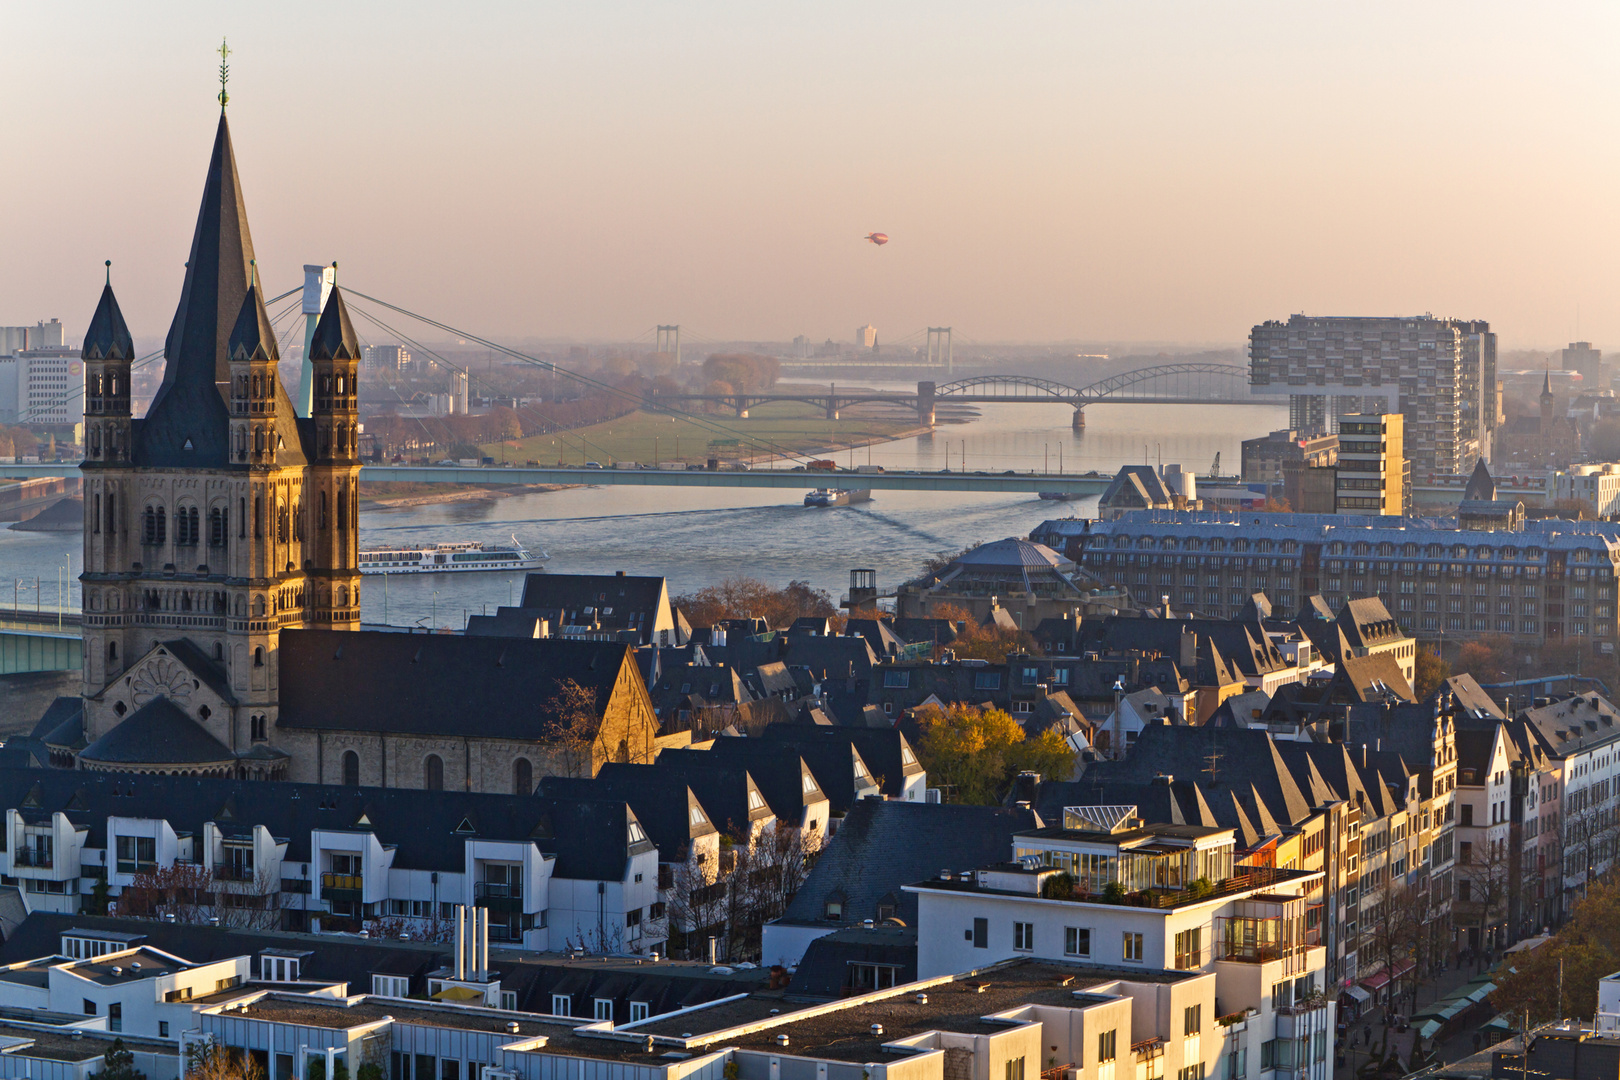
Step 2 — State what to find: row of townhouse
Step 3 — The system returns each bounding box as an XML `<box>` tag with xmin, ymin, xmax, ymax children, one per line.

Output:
<box><xmin>1027</xmin><ymin>683</ymin><xmax>1473</xmax><ymax>1009</ymax></box>
<box><xmin>0</xmin><ymin>770</ymin><xmax>665</xmax><ymax>955</ymax></box>
<box><xmin>0</xmin><ymin>727</ymin><xmax>923</xmax><ymax>959</ymax></box>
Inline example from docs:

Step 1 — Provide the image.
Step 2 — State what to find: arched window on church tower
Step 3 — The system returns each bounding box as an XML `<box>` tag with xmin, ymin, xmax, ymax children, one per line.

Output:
<box><xmin>423</xmin><ymin>754</ymin><xmax>444</xmax><ymax>791</ymax></box>
<box><xmin>513</xmin><ymin>758</ymin><xmax>532</xmax><ymax>795</ymax></box>
<box><xmin>343</xmin><ymin>751</ymin><xmax>360</xmax><ymax>787</ymax></box>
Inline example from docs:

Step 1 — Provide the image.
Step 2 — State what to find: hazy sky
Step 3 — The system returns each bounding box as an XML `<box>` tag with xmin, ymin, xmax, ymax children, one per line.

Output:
<box><xmin>4</xmin><ymin>2</ymin><xmax>1619</xmax><ymax>349</ymax></box>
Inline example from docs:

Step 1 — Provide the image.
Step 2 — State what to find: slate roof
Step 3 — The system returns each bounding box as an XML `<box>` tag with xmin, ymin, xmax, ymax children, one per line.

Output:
<box><xmin>29</xmin><ymin>698</ymin><xmax>83</xmax><ymax>743</ymax></box>
<box><xmin>537</xmin><ymin>775</ymin><xmax>716</xmax><ymax>862</ymax></box>
<box><xmin>952</xmin><ymin>537</ymin><xmax>1072</xmax><ymax>570</ymax></box>
<box><xmin>1464</xmin><ymin>460</ymin><xmax>1498</xmax><ymax>501</ymax></box>
<box><xmin>136</xmin><ymin>113</ymin><xmax>308</xmax><ymax>469</ymax></box>
<box><xmin>779</xmin><ymin>799</ymin><xmax>1037</xmax><ymax>928</ymax></box>
<box><xmin>309</xmin><ymin>286</ymin><xmax>361</xmax><ymax>362</ymax></box>
<box><xmin>759</xmin><ymin>725</ymin><xmax>924</xmax><ymax>799</ymax></box>
<box><xmin>785</xmin><ymin>925</ymin><xmax>917</xmax><ymax>1000</ymax></box>
<box><xmin>276</xmin><ymin>630</ymin><xmax>636</xmax><ymax>739</ymax></box>
<box><xmin>78</xmin><ymin>698</ymin><xmax>235</xmax><ymax>766</ymax></box>
<box><xmin>81</xmin><ymin>282</ymin><xmax>135</xmax><ymax>362</ymax></box>
<box><xmin>1099</xmin><ymin>466</ymin><xmax>1176</xmax><ymax>511</ymax></box>
<box><xmin>516</xmin><ymin>572</ymin><xmax>675</xmax><ymax>645</ymax></box>
<box><xmin>702</xmin><ymin>735</ymin><xmax>877</xmax><ymax>814</ymax></box>
<box><xmin>596</xmin><ymin>760</ymin><xmax>773</xmax><ymax>838</ymax></box>
<box><xmin>1515</xmin><ymin>692</ymin><xmax>1620</xmax><ymax>760</ymax></box>
<box><xmin>0</xmin><ymin>769</ymin><xmax>649</xmax><ymax>882</ymax></box>
<box><xmin>1080</xmin><ymin>724</ymin><xmax>1314</xmax><ymax>829</ymax></box>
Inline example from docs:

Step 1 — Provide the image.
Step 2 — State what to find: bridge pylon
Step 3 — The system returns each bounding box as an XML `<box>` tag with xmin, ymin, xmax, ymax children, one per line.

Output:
<box><xmin>1072</xmin><ymin>407</ymin><xmax>1085</xmax><ymax>430</ymax></box>
<box><xmin>917</xmin><ymin>381</ymin><xmax>936</xmax><ymax>427</ymax></box>
<box><xmin>926</xmin><ymin>327</ymin><xmax>953</xmax><ymax>375</ymax></box>
<box><xmin>656</xmin><ymin>325</ymin><xmax>681</xmax><ymax>365</ymax></box>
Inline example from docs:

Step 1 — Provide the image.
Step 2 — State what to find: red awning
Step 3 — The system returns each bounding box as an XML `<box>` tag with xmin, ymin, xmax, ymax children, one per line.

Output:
<box><xmin>1360</xmin><ymin>959</ymin><xmax>1416</xmax><ymax>992</ymax></box>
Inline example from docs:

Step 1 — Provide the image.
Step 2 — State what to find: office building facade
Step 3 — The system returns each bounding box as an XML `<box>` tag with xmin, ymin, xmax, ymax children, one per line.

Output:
<box><xmin>1249</xmin><ymin>315</ymin><xmax>1496</xmax><ymax>478</ymax></box>
<box><xmin>1068</xmin><ymin>510</ymin><xmax>1620</xmax><ymax>646</ymax></box>
<box><xmin>1335</xmin><ymin>413</ymin><xmax>1405</xmax><ymax>516</ymax></box>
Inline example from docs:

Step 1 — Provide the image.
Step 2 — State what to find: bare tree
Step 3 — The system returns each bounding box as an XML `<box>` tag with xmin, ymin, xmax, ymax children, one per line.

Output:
<box><xmin>539</xmin><ymin>678</ymin><xmax>604</xmax><ymax>778</ymax></box>
<box><xmin>116</xmin><ymin>862</ymin><xmax>288</xmax><ymax>931</ymax></box>
<box><xmin>1458</xmin><ymin>834</ymin><xmax>1512</xmax><ymax>962</ymax></box>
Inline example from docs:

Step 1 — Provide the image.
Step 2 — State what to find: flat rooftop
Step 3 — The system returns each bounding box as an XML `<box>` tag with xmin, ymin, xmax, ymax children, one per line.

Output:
<box><xmin>638</xmin><ymin>960</ymin><xmax>1201</xmax><ymax>1060</ymax></box>
<box><xmin>0</xmin><ymin>1024</ymin><xmax>172</xmax><ymax>1063</ymax></box>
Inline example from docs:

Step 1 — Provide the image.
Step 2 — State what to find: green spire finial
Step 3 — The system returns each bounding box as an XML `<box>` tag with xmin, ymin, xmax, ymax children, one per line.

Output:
<box><xmin>217</xmin><ymin>38</ymin><xmax>231</xmax><ymax>109</ymax></box>
<box><xmin>104</xmin><ymin>260</ymin><xmax>111</xmax><ymax>286</ymax></box>
<box><xmin>331</xmin><ymin>260</ymin><xmax>338</xmax><ymax>286</ymax></box>
<box><xmin>250</xmin><ymin>257</ymin><xmax>258</xmax><ymax>290</ymax></box>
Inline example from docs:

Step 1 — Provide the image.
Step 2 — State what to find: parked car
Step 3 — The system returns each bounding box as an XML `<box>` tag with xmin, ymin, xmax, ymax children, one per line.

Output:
<box><xmin>584</xmin><ymin>461</ymin><xmax>604</xmax><ymax>469</ymax></box>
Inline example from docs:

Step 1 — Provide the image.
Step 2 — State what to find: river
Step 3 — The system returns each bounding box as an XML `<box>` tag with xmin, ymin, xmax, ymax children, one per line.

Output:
<box><xmin>0</xmin><ymin>401</ymin><xmax>1287</xmax><ymax>628</ymax></box>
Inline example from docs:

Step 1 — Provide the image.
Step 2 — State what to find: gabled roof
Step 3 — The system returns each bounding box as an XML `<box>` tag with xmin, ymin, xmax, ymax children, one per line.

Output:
<box><xmin>759</xmin><ymin>725</ymin><xmax>924</xmax><ymax>799</ymax></box>
<box><xmin>30</xmin><ymin>698</ymin><xmax>83</xmax><ymax>743</ymax></box>
<box><xmin>0</xmin><ymin>769</ymin><xmax>649</xmax><ymax>880</ymax></box>
<box><xmin>538</xmin><ymin>775</ymin><xmax>716</xmax><ymax>862</ymax></box>
<box><xmin>1080</xmin><ymin>724</ymin><xmax>1314</xmax><ymax>827</ymax></box>
<box><xmin>277</xmin><ymin>630</ymin><xmax>636</xmax><ymax>739</ymax></box>
<box><xmin>597</xmin><ymin>760</ymin><xmax>772</xmax><ymax>838</ymax></box>
<box><xmin>662</xmin><ymin>744</ymin><xmax>828</xmax><ymax>822</ymax></box>
<box><xmin>780</xmin><ymin>800</ymin><xmax>1036</xmax><ymax>928</ymax></box>
<box><xmin>78</xmin><ymin>698</ymin><xmax>234</xmax><ymax>767</ymax></box>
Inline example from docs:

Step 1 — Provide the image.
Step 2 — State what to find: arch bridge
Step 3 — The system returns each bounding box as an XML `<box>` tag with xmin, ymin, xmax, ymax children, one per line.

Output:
<box><xmin>651</xmin><ymin>361</ymin><xmax>1258</xmax><ymax>425</ymax></box>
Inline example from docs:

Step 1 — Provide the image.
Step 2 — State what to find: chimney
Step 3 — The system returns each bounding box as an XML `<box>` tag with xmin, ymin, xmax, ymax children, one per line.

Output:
<box><xmin>455</xmin><ymin>906</ymin><xmax>466</xmax><ymax>980</ymax></box>
<box><xmin>478</xmin><ymin>906</ymin><xmax>490</xmax><ymax>979</ymax></box>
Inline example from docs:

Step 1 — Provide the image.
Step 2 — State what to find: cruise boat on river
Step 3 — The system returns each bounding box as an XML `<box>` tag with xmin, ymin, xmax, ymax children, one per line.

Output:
<box><xmin>357</xmin><ymin>537</ymin><xmax>548</xmax><ymax>575</ymax></box>
<box><xmin>804</xmin><ymin>488</ymin><xmax>873</xmax><ymax>508</ymax></box>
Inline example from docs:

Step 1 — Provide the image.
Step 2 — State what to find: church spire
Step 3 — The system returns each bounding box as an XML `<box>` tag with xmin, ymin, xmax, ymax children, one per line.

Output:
<box><xmin>136</xmin><ymin>111</ymin><xmax>257</xmax><ymax>467</ymax></box>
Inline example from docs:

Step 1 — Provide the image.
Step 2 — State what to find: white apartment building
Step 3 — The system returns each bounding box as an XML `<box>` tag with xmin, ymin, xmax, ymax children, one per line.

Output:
<box><xmin>1554</xmin><ymin>464</ymin><xmax>1620</xmax><ymax>519</ymax></box>
<box><xmin>905</xmin><ymin>806</ymin><xmax>1334</xmax><ymax>1080</ymax></box>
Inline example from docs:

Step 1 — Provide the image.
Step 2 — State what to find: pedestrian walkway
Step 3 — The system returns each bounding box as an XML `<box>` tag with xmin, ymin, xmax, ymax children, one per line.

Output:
<box><xmin>1335</xmin><ymin>962</ymin><xmax>1499</xmax><ymax>1080</ymax></box>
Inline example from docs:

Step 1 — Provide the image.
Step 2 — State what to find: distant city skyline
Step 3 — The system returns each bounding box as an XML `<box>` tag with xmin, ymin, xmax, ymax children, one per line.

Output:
<box><xmin>4</xmin><ymin>2</ymin><xmax>1620</xmax><ymax>348</ymax></box>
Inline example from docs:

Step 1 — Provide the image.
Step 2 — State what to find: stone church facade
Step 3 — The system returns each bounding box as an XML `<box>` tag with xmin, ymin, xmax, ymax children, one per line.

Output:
<box><xmin>75</xmin><ymin>110</ymin><xmax>362</xmax><ymax>777</ymax></box>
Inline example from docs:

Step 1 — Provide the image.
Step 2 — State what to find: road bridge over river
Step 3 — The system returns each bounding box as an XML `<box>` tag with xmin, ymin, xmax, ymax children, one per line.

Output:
<box><xmin>651</xmin><ymin>362</ymin><xmax>1258</xmax><ymax>426</ymax></box>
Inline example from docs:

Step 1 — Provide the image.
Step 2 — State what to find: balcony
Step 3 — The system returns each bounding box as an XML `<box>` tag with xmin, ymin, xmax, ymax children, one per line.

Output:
<box><xmin>214</xmin><ymin>862</ymin><xmax>257</xmax><ymax>883</ymax></box>
<box><xmin>14</xmin><ymin>848</ymin><xmax>53</xmax><ymax>869</ymax></box>
<box><xmin>321</xmin><ymin>872</ymin><xmax>363</xmax><ymax>901</ymax></box>
<box><xmin>475</xmin><ymin>880</ymin><xmax>524</xmax><ymax>913</ymax></box>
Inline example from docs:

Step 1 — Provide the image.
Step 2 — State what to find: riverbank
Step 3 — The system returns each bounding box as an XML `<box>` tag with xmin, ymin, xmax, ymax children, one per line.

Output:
<box><xmin>477</xmin><ymin>402</ymin><xmax>967</xmax><ymax>468</ymax></box>
<box><xmin>360</xmin><ymin>482</ymin><xmax>580</xmax><ymax>509</ymax></box>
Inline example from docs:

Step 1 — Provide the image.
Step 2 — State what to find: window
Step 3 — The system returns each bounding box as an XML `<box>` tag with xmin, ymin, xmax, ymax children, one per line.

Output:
<box><xmin>343</xmin><ymin>751</ymin><xmax>360</xmax><ymax>787</ymax></box>
<box><xmin>1098</xmin><ymin>1030</ymin><xmax>1117</xmax><ymax>1063</ymax></box>
<box><xmin>83</xmin><ymin>999</ymin><xmax>95</xmax><ymax>1016</ymax></box>
<box><xmin>1013</xmin><ymin>922</ymin><xmax>1034</xmax><ymax>951</ymax></box>
<box><xmin>1184</xmin><ymin>1004</ymin><xmax>1202</xmax><ymax>1036</ymax></box>
<box><xmin>1006</xmin><ymin>1058</ymin><xmax>1026</xmax><ymax>1080</ymax></box>
<box><xmin>974</xmin><ymin>672</ymin><xmax>1002</xmax><ymax>690</ymax></box>
<box><xmin>1065</xmin><ymin>926</ymin><xmax>1090</xmax><ymax>957</ymax></box>
<box><xmin>1177</xmin><ymin>1067</ymin><xmax>1204</xmax><ymax>1080</ymax></box>
<box><xmin>1224</xmin><ymin>1050</ymin><xmax>1246</xmax><ymax>1080</ymax></box>
<box><xmin>513</xmin><ymin>758</ymin><xmax>533</xmax><ymax>795</ymax></box>
<box><xmin>595</xmin><ymin>999</ymin><xmax>614</xmax><ymax>1021</ymax></box>
<box><xmin>1174</xmin><ymin>927</ymin><xmax>1202</xmax><ymax>969</ymax></box>
<box><xmin>552</xmin><ymin>994</ymin><xmax>571</xmax><ymax>1015</ymax></box>
<box><xmin>374</xmin><ymin>975</ymin><xmax>410</xmax><ymax>997</ymax></box>
<box><xmin>109</xmin><ymin>1003</ymin><xmax>122</xmax><ymax>1032</ymax></box>
<box><xmin>972</xmin><ymin>917</ymin><xmax>988</xmax><ymax>948</ymax></box>
<box><xmin>630</xmin><ymin>1001</ymin><xmax>649</xmax><ymax>1022</ymax></box>
<box><xmin>1123</xmin><ymin>931</ymin><xmax>1144</xmax><ymax>962</ymax></box>
<box><xmin>159</xmin><ymin>1021</ymin><xmax>169</xmax><ymax>1038</ymax></box>
<box><xmin>116</xmin><ymin>835</ymin><xmax>157</xmax><ymax>874</ymax></box>
<box><xmin>424</xmin><ymin>754</ymin><xmax>444</xmax><ymax>791</ymax></box>
<box><xmin>883</xmin><ymin>670</ymin><xmax>910</xmax><ymax>688</ymax></box>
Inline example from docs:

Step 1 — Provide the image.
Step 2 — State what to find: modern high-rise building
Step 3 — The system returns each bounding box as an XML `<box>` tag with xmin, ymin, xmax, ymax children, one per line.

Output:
<box><xmin>362</xmin><ymin>344</ymin><xmax>411</xmax><ymax>371</ymax></box>
<box><xmin>1248</xmin><ymin>314</ymin><xmax>1497</xmax><ymax>477</ymax></box>
<box><xmin>1564</xmin><ymin>341</ymin><xmax>1603</xmax><ymax>384</ymax></box>
<box><xmin>1334</xmin><ymin>413</ymin><xmax>1405</xmax><ymax>516</ymax></box>
<box><xmin>856</xmin><ymin>324</ymin><xmax>877</xmax><ymax>349</ymax></box>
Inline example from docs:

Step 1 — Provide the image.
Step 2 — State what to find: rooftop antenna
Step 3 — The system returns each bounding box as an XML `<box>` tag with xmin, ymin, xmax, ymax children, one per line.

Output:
<box><xmin>217</xmin><ymin>39</ymin><xmax>231</xmax><ymax>109</ymax></box>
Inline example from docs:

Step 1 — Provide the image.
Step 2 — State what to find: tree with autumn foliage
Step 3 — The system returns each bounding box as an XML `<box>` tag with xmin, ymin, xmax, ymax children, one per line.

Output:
<box><xmin>1493</xmin><ymin>876</ymin><xmax>1620</xmax><ymax>1023</ymax></box>
<box><xmin>1413</xmin><ymin>645</ymin><xmax>1451</xmax><ymax>699</ymax></box>
<box><xmin>674</xmin><ymin>577</ymin><xmax>841</xmax><ymax>632</ymax></box>
<box><xmin>913</xmin><ymin>702</ymin><xmax>1075</xmax><ymax>804</ymax></box>
<box><xmin>929</xmin><ymin>603</ymin><xmax>1039</xmax><ymax>664</ymax></box>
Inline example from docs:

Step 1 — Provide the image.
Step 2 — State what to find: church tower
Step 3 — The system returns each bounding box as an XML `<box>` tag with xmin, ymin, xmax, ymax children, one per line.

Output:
<box><xmin>1540</xmin><ymin>371</ymin><xmax>1555</xmax><ymax>436</ymax></box>
<box><xmin>307</xmin><ymin>286</ymin><xmax>363</xmax><ymax>625</ymax></box>
<box><xmin>76</xmin><ymin>109</ymin><xmax>352</xmax><ymax>778</ymax></box>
